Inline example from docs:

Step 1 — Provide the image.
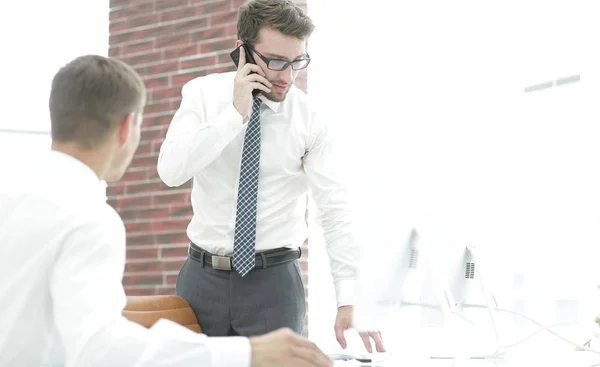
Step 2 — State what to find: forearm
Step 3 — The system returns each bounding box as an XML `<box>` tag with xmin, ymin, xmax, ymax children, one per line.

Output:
<box><xmin>158</xmin><ymin>103</ymin><xmax>245</xmax><ymax>187</ymax></box>
<box><xmin>321</xmin><ymin>217</ymin><xmax>358</xmax><ymax>308</ymax></box>
<box><xmin>66</xmin><ymin>318</ymin><xmax>250</xmax><ymax>367</ymax></box>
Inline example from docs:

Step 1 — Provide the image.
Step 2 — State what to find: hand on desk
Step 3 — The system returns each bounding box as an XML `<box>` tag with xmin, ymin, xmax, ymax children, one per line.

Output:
<box><xmin>250</xmin><ymin>328</ymin><xmax>333</xmax><ymax>367</ymax></box>
<box><xmin>334</xmin><ymin>306</ymin><xmax>386</xmax><ymax>354</ymax></box>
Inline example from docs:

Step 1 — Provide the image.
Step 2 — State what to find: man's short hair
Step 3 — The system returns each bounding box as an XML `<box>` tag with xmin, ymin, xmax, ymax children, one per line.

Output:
<box><xmin>237</xmin><ymin>0</ymin><xmax>315</xmax><ymax>45</ymax></box>
<box><xmin>49</xmin><ymin>55</ymin><xmax>146</xmax><ymax>149</ymax></box>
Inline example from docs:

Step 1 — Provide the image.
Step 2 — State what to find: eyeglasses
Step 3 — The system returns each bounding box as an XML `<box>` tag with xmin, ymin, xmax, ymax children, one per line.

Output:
<box><xmin>244</xmin><ymin>42</ymin><xmax>311</xmax><ymax>71</ymax></box>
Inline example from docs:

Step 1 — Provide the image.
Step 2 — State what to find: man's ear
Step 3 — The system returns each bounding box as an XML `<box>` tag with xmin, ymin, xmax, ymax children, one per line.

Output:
<box><xmin>116</xmin><ymin>113</ymin><xmax>134</xmax><ymax>146</ymax></box>
<box><xmin>235</xmin><ymin>39</ymin><xmax>243</xmax><ymax>48</ymax></box>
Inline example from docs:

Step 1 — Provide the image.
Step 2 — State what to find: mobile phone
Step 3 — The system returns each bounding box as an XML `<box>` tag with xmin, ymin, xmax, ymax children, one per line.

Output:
<box><xmin>230</xmin><ymin>43</ymin><xmax>262</xmax><ymax>97</ymax></box>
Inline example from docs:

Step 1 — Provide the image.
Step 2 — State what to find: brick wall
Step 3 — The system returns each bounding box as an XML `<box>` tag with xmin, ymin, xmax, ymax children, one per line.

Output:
<box><xmin>107</xmin><ymin>0</ymin><xmax>310</xmax><ymax>333</ymax></box>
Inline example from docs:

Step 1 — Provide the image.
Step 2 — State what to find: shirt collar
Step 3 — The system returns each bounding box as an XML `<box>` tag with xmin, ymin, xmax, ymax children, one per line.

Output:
<box><xmin>49</xmin><ymin>150</ymin><xmax>106</xmax><ymax>201</ymax></box>
<box><xmin>258</xmin><ymin>95</ymin><xmax>281</xmax><ymax>113</ymax></box>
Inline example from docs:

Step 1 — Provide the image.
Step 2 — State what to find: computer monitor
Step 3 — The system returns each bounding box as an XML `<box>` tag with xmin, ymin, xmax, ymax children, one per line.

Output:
<box><xmin>352</xmin><ymin>226</ymin><xmax>424</xmax><ymax>332</ymax></box>
<box><xmin>352</xmin><ymin>214</ymin><xmax>505</xmax><ymax>361</ymax></box>
<box><xmin>420</xmin><ymin>244</ymin><xmax>504</xmax><ymax>359</ymax></box>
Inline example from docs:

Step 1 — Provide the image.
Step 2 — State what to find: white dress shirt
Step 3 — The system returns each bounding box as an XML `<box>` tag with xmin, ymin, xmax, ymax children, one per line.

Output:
<box><xmin>157</xmin><ymin>71</ymin><xmax>358</xmax><ymax>307</ymax></box>
<box><xmin>0</xmin><ymin>150</ymin><xmax>249</xmax><ymax>367</ymax></box>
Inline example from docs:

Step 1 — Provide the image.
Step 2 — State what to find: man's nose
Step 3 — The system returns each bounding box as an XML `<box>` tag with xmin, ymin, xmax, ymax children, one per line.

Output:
<box><xmin>278</xmin><ymin>66</ymin><xmax>294</xmax><ymax>84</ymax></box>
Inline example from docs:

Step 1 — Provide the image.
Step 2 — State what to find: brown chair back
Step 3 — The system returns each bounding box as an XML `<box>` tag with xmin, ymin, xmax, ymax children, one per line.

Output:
<box><xmin>122</xmin><ymin>295</ymin><xmax>201</xmax><ymax>333</ymax></box>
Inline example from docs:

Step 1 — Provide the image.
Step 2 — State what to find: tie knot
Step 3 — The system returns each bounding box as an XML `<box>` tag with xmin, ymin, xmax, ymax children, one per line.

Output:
<box><xmin>253</xmin><ymin>98</ymin><xmax>263</xmax><ymax>109</ymax></box>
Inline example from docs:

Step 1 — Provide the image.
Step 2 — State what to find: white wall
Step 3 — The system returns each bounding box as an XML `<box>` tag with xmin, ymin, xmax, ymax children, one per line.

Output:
<box><xmin>307</xmin><ymin>0</ymin><xmax>600</xmax><ymax>356</ymax></box>
<box><xmin>0</xmin><ymin>0</ymin><xmax>109</xmax><ymax>185</ymax></box>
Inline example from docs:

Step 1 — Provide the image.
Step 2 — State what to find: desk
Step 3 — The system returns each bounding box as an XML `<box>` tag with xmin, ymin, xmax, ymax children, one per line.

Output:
<box><xmin>331</xmin><ymin>351</ymin><xmax>600</xmax><ymax>367</ymax></box>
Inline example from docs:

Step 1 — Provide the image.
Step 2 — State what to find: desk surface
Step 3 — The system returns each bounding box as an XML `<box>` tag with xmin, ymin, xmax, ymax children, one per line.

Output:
<box><xmin>332</xmin><ymin>352</ymin><xmax>600</xmax><ymax>367</ymax></box>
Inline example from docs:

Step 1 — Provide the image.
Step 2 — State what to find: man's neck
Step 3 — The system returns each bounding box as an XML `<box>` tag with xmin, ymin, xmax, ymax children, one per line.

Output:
<box><xmin>51</xmin><ymin>142</ymin><xmax>109</xmax><ymax>181</ymax></box>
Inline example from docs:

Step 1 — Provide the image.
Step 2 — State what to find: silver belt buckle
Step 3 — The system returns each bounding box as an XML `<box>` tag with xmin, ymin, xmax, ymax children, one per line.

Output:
<box><xmin>212</xmin><ymin>256</ymin><xmax>232</xmax><ymax>271</ymax></box>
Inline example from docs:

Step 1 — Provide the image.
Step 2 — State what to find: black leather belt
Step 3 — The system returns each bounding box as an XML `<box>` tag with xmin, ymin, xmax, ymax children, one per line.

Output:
<box><xmin>188</xmin><ymin>242</ymin><xmax>301</xmax><ymax>271</ymax></box>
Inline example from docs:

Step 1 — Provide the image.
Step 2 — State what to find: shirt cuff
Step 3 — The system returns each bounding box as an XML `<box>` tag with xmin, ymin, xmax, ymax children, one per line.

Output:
<box><xmin>215</xmin><ymin>104</ymin><xmax>246</xmax><ymax>142</ymax></box>
<box><xmin>206</xmin><ymin>336</ymin><xmax>251</xmax><ymax>367</ymax></box>
<box><xmin>334</xmin><ymin>279</ymin><xmax>356</xmax><ymax>307</ymax></box>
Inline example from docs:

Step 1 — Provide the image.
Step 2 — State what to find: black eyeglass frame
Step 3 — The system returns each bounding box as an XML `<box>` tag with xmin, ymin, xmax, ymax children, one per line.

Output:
<box><xmin>243</xmin><ymin>41</ymin><xmax>311</xmax><ymax>71</ymax></box>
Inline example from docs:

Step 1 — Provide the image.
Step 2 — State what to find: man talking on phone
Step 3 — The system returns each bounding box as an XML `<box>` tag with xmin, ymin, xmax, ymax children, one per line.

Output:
<box><xmin>157</xmin><ymin>0</ymin><xmax>385</xmax><ymax>354</ymax></box>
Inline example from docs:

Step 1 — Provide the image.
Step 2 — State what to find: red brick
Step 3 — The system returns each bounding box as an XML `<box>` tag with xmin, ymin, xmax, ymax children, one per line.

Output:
<box><xmin>130</xmin><ymin>154</ymin><xmax>160</xmax><ymax>168</ymax></box>
<box><xmin>144</xmin><ymin>101</ymin><xmax>173</xmax><ymax>115</ymax></box>
<box><xmin>190</xmin><ymin>25</ymin><xmax>231</xmax><ymax>43</ymax></box>
<box><xmin>160</xmin><ymin>244</ymin><xmax>189</xmax><ymax>258</ymax></box>
<box><xmin>122</xmin><ymin>39</ymin><xmax>155</xmax><ymax>55</ymax></box>
<box><xmin>141</xmin><ymin>126</ymin><xmax>166</xmax><ymax>142</ymax></box>
<box><xmin>165</xmin><ymin>274</ymin><xmax>179</xmax><ymax>285</ymax></box>
<box><xmin>199</xmin><ymin>0</ymin><xmax>231</xmax><ymax>15</ymax></box>
<box><xmin>122</xmin><ymin>274</ymin><xmax>163</xmax><ymax>286</ymax></box>
<box><xmin>299</xmin><ymin>259</ymin><xmax>308</xmax><ymax>273</ymax></box>
<box><xmin>133</xmin><ymin>141</ymin><xmax>153</xmax><ymax>156</ymax></box>
<box><xmin>209</xmin><ymin>10</ymin><xmax>237</xmax><ymax>26</ymax></box>
<box><xmin>106</xmin><ymin>183</ymin><xmax>125</xmax><ymax>197</ymax></box>
<box><xmin>123</xmin><ymin>206</ymin><xmax>172</xmax><ymax>221</ymax></box>
<box><xmin>117</xmin><ymin>195</ymin><xmax>153</xmax><ymax>208</ymax></box>
<box><xmin>155</xmin><ymin>286</ymin><xmax>177</xmax><ymax>295</ymax></box>
<box><xmin>146</xmin><ymin>166</ymin><xmax>160</xmax><ymax>180</ymax></box>
<box><xmin>154</xmin><ymin>0</ymin><xmax>188</xmax><ymax>11</ymax></box>
<box><xmin>127</xmin><ymin>246</ymin><xmax>159</xmax><ymax>260</ymax></box>
<box><xmin>153</xmin><ymin>191</ymin><xmax>191</xmax><ymax>205</ymax></box>
<box><xmin>207</xmin><ymin>65</ymin><xmax>234</xmax><ymax>75</ymax></box>
<box><xmin>155</xmin><ymin>232</ymin><xmax>190</xmax><ymax>245</ymax></box>
<box><xmin>180</xmin><ymin>55</ymin><xmax>216</xmax><ymax>70</ymax></box>
<box><xmin>143</xmin><ymin>75</ymin><xmax>169</xmax><ymax>89</ymax></box>
<box><xmin>124</xmin><ymin>221</ymin><xmax>154</xmax><ymax>234</ymax></box>
<box><xmin>158</xmin><ymin>259</ymin><xmax>186</xmax><ymax>271</ymax></box>
<box><xmin>110</xmin><ymin>19</ymin><xmax>129</xmax><ymax>33</ymax></box>
<box><xmin>217</xmin><ymin>52</ymin><xmax>233</xmax><ymax>64</ymax></box>
<box><xmin>161</xmin><ymin>6</ymin><xmax>196</xmax><ymax>22</ymax></box>
<box><xmin>111</xmin><ymin>24</ymin><xmax>174</xmax><ymax>46</ymax></box>
<box><xmin>154</xmin><ymin>33</ymin><xmax>190</xmax><ymax>49</ymax></box>
<box><xmin>109</xmin><ymin>46</ymin><xmax>120</xmax><ymax>57</ymax></box>
<box><xmin>125</xmin><ymin>260</ymin><xmax>161</xmax><ymax>273</ymax></box>
<box><xmin>164</xmin><ymin>44</ymin><xmax>198</xmax><ymax>60</ymax></box>
<box><xmin>127</xmin><ymin>234</ymin><xmax>156</xmax><ymax>246</ymax></box>
<box><xmin>125</xmin><ymin>180</ymin><xmax>167</xmax><ymax>196</ymax></box>
<box><xmin>107</xmin><ymin>198</ymin><xmax>118</xmax><ymax>210</ymax></box>
<box><xmin>199</xmin><ymin>37</ymin><xmax>237</xmax><ymax>53</ymax></box>
<box><xmin>110</xmin><ymin>2</ymin><xmax>154</xmax><ymax>21</ymax></box>
<box><xmin>121</xmin><ymin>168</ymin><xmax>151</xmax><ymax>183</ymax></box>
<box><xmin>171</xmin><ymin>71</ymin><xmax>202</xmax><ymax>86</ymax></box>
<box><xmin>169</xmin><ymin>17</ymin><xmax>209</xmax><ymax>34</ymax></box>
<box><xmin>124</xmin><ymin>287</ymin><xmax>155</xmax><ymax>296</ymax></box>
<box><xmin>142</xmin><ymin>61</ymin><xmax>178</xmax><ymax>76</ymax></box>
<box><xmin>170</xmin><ymin>205</ymin><xmax>193</xmax><ymax>218</ymax></box>
<box><xmin>144</xmin><ymin>114</ymin><xmax>174</xmax><ymax>128</ymax></box>
<box><xmin>152</xmin><ymin>218</ymin><xmax>190</xmax><ymax>233</ymax></box>
<box><xmin>121</xmin><ymin>50</ymin><xmax>164</xmax><ymax>67</ymax></box>
<box><xmin>170</xmin><ymin>98</ymin><xmax>183</xmax><ymax>110</ymax></box>
<box><xmin>129</xmin><ymin>13</ymin><xmax>160</xmax><ymax>29</ymax></box>
<box><xmin>230</xmin><ymin>0</ymin><xmax>245</xmax><ymax>8</ymax></box>
<box><xmin>151</xmin><ymin>87</ymin><xmax>182</xmax><ymax>102</ymax></box>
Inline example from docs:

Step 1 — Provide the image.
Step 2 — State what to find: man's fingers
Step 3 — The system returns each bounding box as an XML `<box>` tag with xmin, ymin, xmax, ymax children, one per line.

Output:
<box><xmin>250</xmin><ymin>82</ymin><xmax>271</xmax><ymax>93</ymax></box>
<box><xmin>369</xmin><ymin>331</ymin><xmax>386</xmax><ymax>353</ymax></box>
<box><xmin>245</xmin><ymin>73</ymin><xmax>272</xmax><ymax>87</ymax></box>
<box><xmin>242</xmin><ymin>63</ymin><xmax>266</xmax><ymax>77</ymax></box>
<box><xmin>358</xmin><ymin>332</ymin><xmax>373</xmax><ymax>353</ymax></box>
<box><xmin>334</xmin><ymin>326</ymin><xmax>347</xmax><ymax>349</ymax></box>
<box><xmin>237</xmin><ymin>45</ymin><xmax>246</xmax><ymax>71</ymax></box>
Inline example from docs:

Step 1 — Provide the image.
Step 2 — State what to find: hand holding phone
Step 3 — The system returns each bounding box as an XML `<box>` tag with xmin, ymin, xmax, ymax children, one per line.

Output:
<box><xmin>230</xmin><ymin>44</ymin><xmax>272</xmax><ymax>118</ymax></box>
